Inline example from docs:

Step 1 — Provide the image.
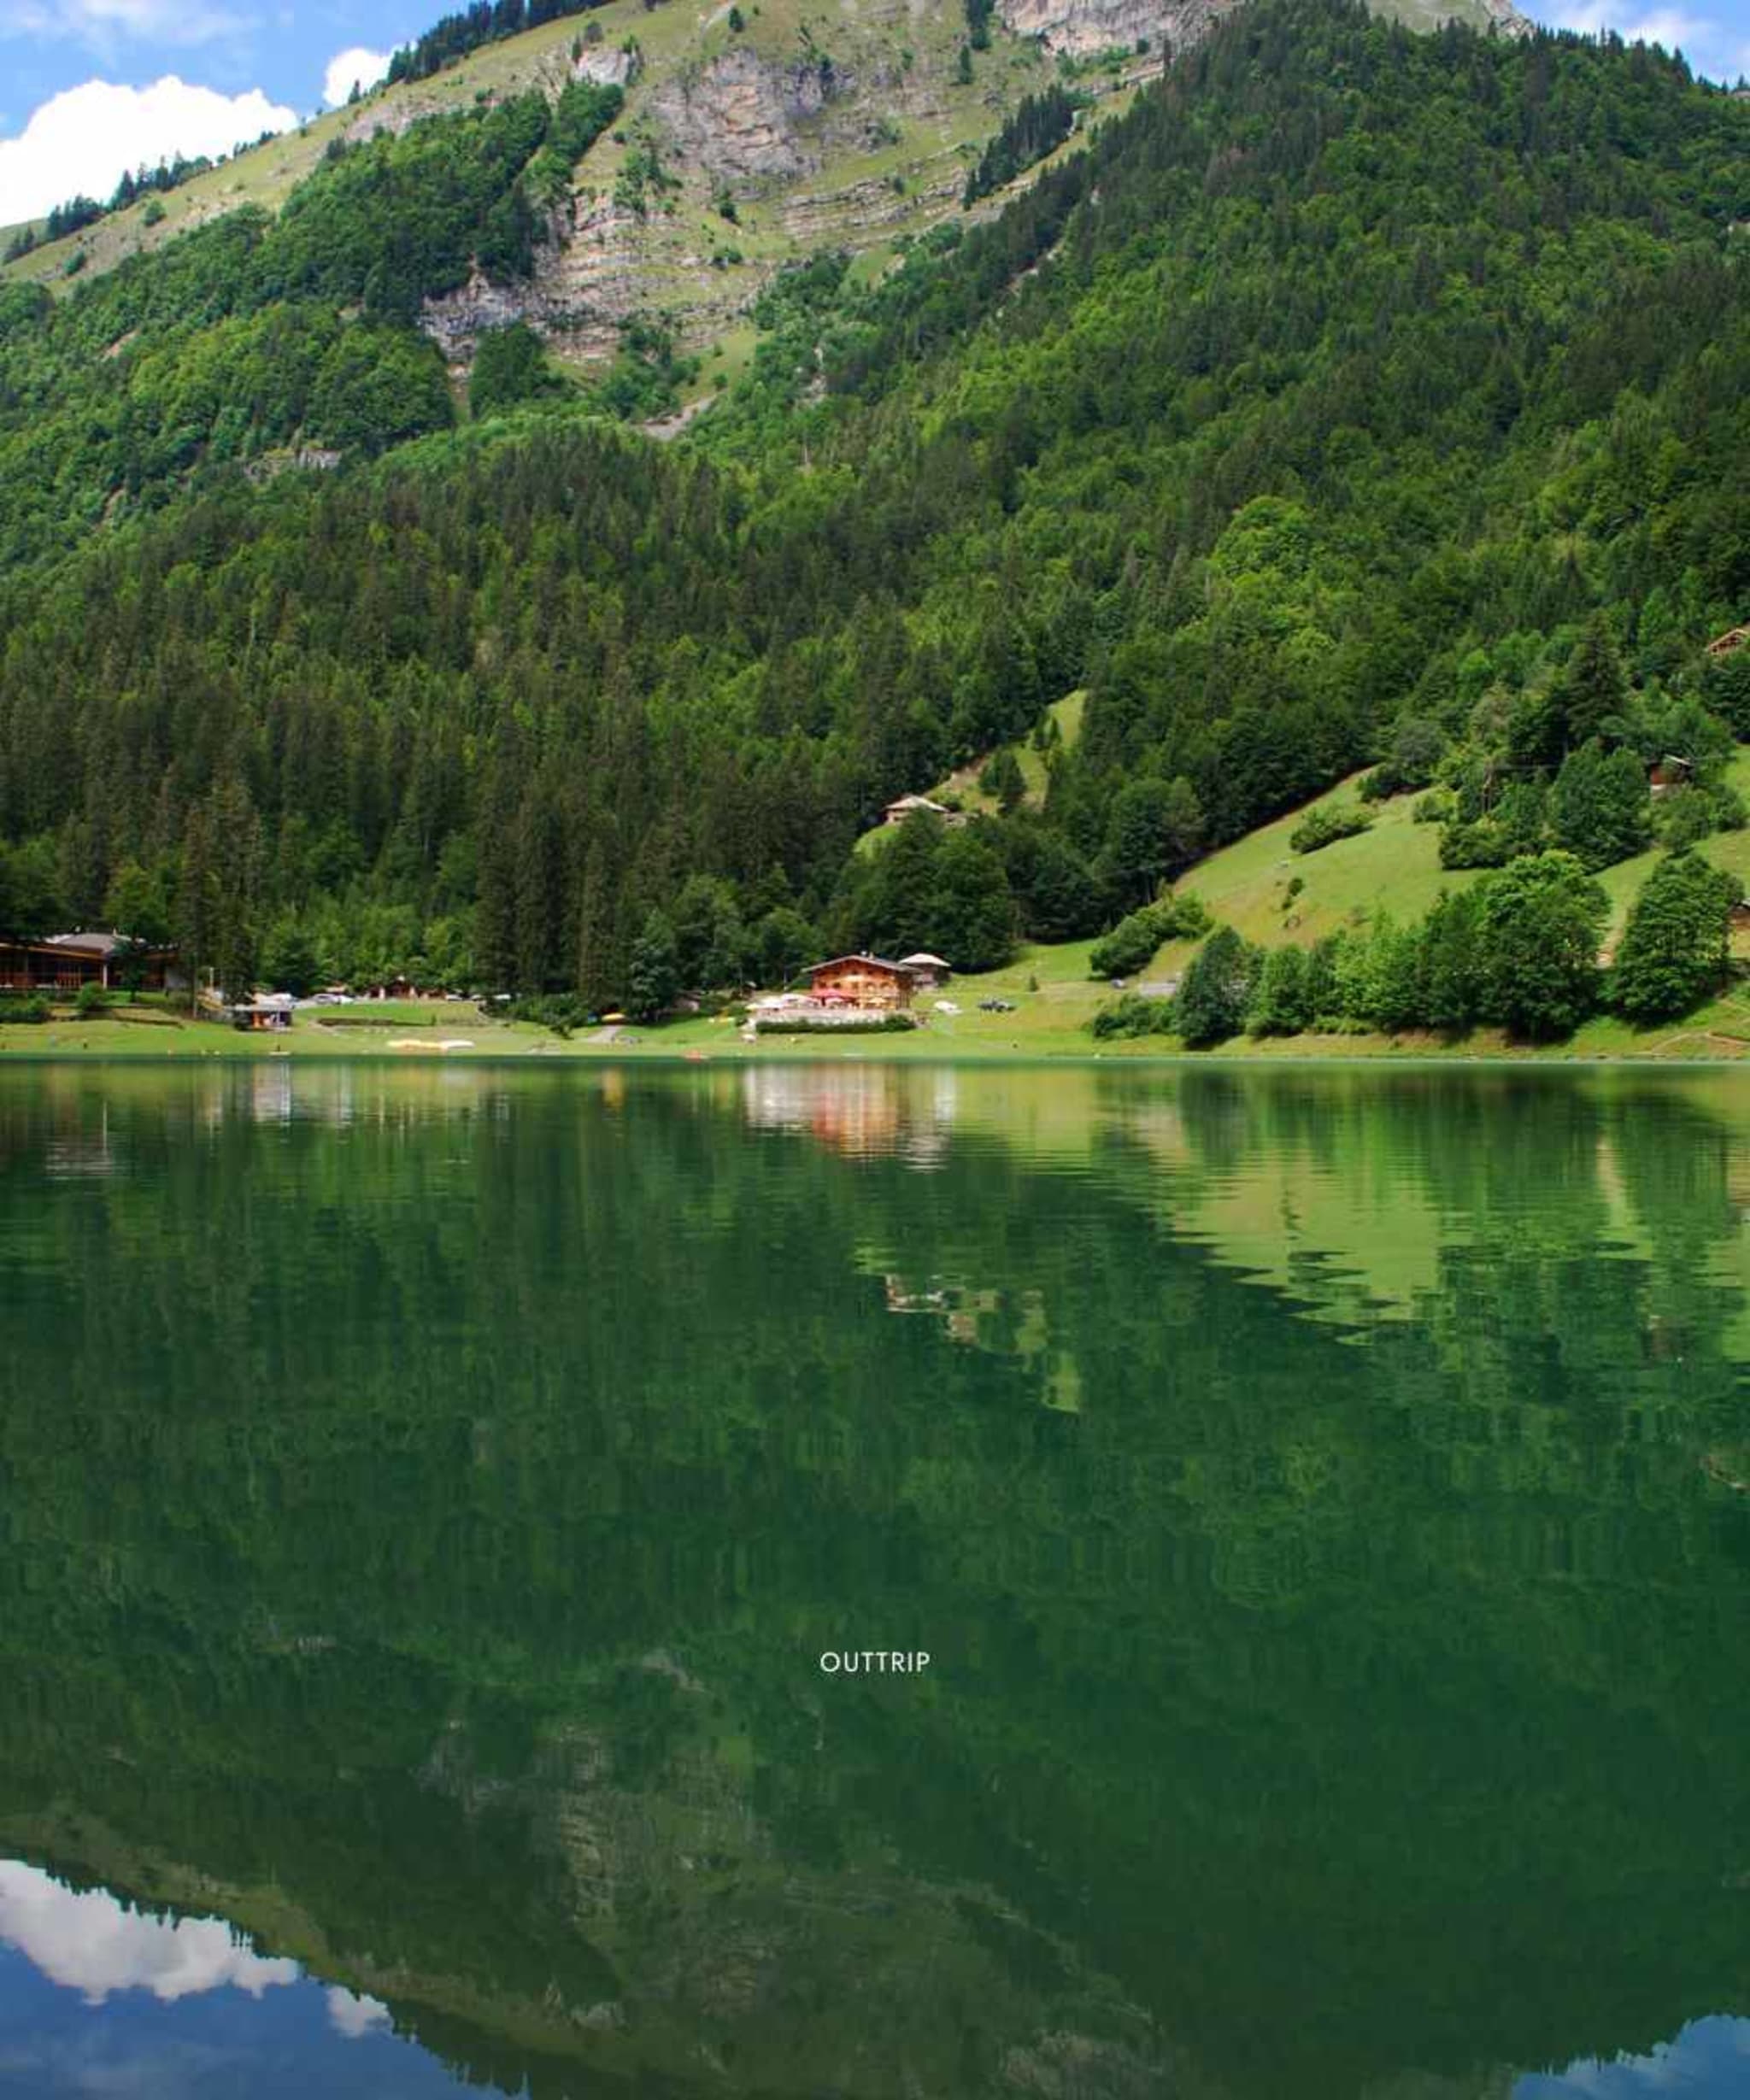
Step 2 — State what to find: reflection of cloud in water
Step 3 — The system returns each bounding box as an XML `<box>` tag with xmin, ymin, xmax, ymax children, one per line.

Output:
<box><xmin>0</xmin><ymin>2028</ymin><xmax>244</xmax><ymax>2098</ymax></box>
<box><xmin>1516</xmin><ymin>2015</ymin><xmax>1750</xmax><ymax>2096</ymax></box>
<box><xmin>326</xmin><ymin>1986</ymin><xmax>391</xmax><ymax>2038</ymax></box>
<box><xmin>0</xmin><ymin>1862</ymin><xmax>298</xmax><ymax>2005</ymax></box>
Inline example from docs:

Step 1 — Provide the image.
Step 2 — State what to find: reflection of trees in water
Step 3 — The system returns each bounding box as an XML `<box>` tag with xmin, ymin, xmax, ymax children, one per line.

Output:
<box><xmin>1</xmin><ymin>1067</ymin><xmax>1749</xmax><ymax>2097</ymax></box>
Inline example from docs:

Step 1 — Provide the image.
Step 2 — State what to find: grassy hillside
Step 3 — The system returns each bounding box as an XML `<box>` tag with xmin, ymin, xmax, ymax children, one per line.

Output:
<box><xmin>1169</xmin><ymin>752</ymin><xmax>1750</xmax><ymax>949</ymax></box>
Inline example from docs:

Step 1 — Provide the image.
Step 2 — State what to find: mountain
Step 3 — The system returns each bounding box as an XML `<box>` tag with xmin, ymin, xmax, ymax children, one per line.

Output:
<box><xmin>0</xmin><ymin>0</ymin><xmax>1525</xmax><ymax>343</ymax></box>
<box><xmin>0</xmin><ymin>0</ymin><xmax>1744</xmax><ymax>1015</ymax></box>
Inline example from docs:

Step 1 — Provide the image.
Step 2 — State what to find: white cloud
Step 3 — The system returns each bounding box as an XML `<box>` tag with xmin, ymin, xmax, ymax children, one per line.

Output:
<box><xmin>321</xmin><ymin>44</ymin><xmax>391</xmax><ymax>108</ymax></box>
<box><xmin>1532</xmin><ymin>0</ymin><xmax>1747</xmax><ymax>79</ymax></box>
<box><xmin>0</xmin><ymin>74</ymin><xmax>295</xmax><ymax>222</ymax></box>
<box><xmin>326</xmin><ymin>1985</ymin><xmax>392</xmax><ymax>2038</ymax></box>
<box><xmin>0</xmin><ymin>0</ymin><xmax>247</xmax><ymax>51</ymax></box>
<box><xmin>0</xmin><ymin>1860</ymin><xmax>301</xmax><ymax>2004</ymax></box>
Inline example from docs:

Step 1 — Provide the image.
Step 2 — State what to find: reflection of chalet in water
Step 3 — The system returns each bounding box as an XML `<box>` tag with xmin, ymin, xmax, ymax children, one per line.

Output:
<box><xmin>806</xmin><ymin>955</ymin><xmax>916</xmax><ymax>1012</ymax></box>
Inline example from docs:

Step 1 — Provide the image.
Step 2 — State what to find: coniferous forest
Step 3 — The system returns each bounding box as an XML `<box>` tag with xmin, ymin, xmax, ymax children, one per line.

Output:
<box><xmin>0</xmin><ymin>0</ymin><xmax>1746</xmax><ymax>1011</ymax></box>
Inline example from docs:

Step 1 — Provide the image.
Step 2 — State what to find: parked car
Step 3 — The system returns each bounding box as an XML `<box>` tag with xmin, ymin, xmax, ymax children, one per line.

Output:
<box><xmin>978</xmin><ymin>998</ymin><xmax>1017</xmax><ymax>1013</ymax></box>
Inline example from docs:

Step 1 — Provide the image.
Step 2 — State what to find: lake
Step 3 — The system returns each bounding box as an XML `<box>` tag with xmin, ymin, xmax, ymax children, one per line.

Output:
<box><xmin>3</xmin><ymin>1060</ymin><xmax>1750</xmax><ymax>2099</ymax></box>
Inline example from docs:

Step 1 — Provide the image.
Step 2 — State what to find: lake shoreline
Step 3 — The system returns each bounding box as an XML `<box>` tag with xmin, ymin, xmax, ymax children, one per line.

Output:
<box><xmin>5</xmin><ymin>1034</ymin><xmax>1750</xmax><ymax>1068</ymax></box>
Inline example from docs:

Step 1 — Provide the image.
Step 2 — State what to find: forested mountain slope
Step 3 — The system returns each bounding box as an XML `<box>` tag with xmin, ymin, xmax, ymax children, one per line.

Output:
<box><xmin>0</xmin><ymin>0</ymin><xmax>1744</xmax><ymax>1006</ymax></box>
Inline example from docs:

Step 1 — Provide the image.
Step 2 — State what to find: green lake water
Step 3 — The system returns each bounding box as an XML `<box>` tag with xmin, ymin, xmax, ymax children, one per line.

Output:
<box><xmin>3</xmin><ymin>1060</ymin><xmax>1750</xmax><ymax>2098</ymax></box>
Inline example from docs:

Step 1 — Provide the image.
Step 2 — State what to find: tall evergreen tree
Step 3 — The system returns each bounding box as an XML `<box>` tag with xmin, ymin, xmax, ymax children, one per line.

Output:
<box><xmin>1560</xmin><ymin>617</ymin><xmax>1630</xmax><ymax>753</ymax></box>
<box><xmin>625</xmin><ymin>909</ymin><xmax>679</xmax><ymax>1021</ymax></box>
<box><xmin>1611</xmin><ymin>850</ymin><xmax>1736</xmax><ymax>1022</ymax></box>
<box><xmin>1551</xmin><ymin>741</ymin><xmax>1652</xmax><ymax>871</ymax></box>
<box><xmin>1175</xmin><ymin>927</ymin><xmax>1261</xmax><ymax>1047</ymax></box>
<box><xmin>931</xmin><ymin>828</ymin><xmax>1016</xmax><ymax>972</ymax></box>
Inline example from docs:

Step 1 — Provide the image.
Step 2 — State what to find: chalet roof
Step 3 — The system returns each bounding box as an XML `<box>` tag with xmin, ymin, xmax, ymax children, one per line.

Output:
<box><xmin>1705</xmin><ymin>625</ymin><xmax>1748</xmax><ymax>655</ymax></box>
<box><xmin>885</xmin><ymin>794</ymin><xmax>949</xmax><ymax>812</ymax></box>
<box><xmin>807</xmin><ymin>953</ymin><xmax>913</xmax><ymax>976</ymax></box>
<box><xmin>899</xmin><ymin>953</ymin><xmax>952</xmax><ymax>969</ymax></box>
<box><xmin>46</xmin><ymin>930</ymin><xmax>126</xmax><ymax>955</ymax></box>
<box><xmin>43</xmin><ymin>928</ymin><xmax>174</xmax><ymax>957</ymax></box>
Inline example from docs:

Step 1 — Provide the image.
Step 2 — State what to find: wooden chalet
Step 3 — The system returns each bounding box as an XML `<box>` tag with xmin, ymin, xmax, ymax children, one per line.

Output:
<box><xmin>228</xmin><ymin>995</ymin><xmax>295</xmax><ymax>1032</ymax></box>
<box><xmin>0</xmin><ymin>930</ymin><xmax>176</xmax><ymax>995</ymax></box>
<box><xmin>1705</xmin><ymin>626</ymin><xmax>1748</xmax><ymax>659</ymax></box>
<box><xmin>884</xmin><ymin>794</ymin><xmax>952</xmax><ymax>827</ymax></box>
<box><xmin>1647</xmin><ymin>753</ymin><xmax>1695</xmax><ymax>795</ymax></box>
<box><xmin>899</xmin><ymin>951</ymin><xmax>953</xmax><ymax>988</ymax></box>
<box><xmin>806</xmin><ymin>955</ymin><xmax>916</xmax><ymax>1012</ymax></box>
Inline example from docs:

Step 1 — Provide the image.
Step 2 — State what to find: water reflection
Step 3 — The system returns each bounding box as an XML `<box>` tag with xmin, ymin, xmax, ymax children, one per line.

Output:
<box><xmin>741</xmin><ymin>1059</ymin><xmax>959</xmax><ymax>1164</ymax></box>
<box><xmin>1518</xmin><ymin>2017</ymin><xmax>1750</xmax><ymax>2097</ymax></box>
<box><xmin>2</xmin><ymin>1062</ymin><xmax>1750</xmax><ymax>2097</ymax></box>
<box><xmin>0</xmin><ymin>1862</ymin><xmax>299</xmax><ymax>2005</ymax></box>
<box><xmin>0</xmin><ymin>1862</ymin><xmax>430</xmax><ymax>2100</ymax></box>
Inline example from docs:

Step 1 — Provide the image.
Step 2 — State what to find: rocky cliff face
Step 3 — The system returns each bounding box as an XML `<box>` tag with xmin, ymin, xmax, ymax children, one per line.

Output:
<box><xmin>414</xmin><ymin>0</ymin><xmax>1012</xmax><ymax>374</ymax></box>
<box><xmin>649</xmin><ymin>48</ymin><xmax>851</xmax><ymax>187</ymax></box>
<box><xmin>406</xmin><ymin>0</ymin><xmax>1531</xmax><ymax>381</ymax></box>
<box><xmin>997</xmin><ymin>0</ymin><xmax>1235</xmax><ymax>59</ymax></box>
<box><xmin>999</xmin><ymin>0</ymin><xmax>1527</xmax><ymax>54</ymax></box>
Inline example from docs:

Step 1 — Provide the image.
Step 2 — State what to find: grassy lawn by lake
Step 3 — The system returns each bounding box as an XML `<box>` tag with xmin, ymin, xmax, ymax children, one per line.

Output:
<box><xmin>12</xmin><ymin>965</ymin><xmax>1750</xmax><ymax>1065</ymax></box>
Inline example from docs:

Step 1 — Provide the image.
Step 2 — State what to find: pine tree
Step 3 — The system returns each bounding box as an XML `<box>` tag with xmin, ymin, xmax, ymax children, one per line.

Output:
<box><xmin>1561</xmin><ymin>616</ymin><xmax>1630</xmax><ymax>752</ymax></box>
<box><xmin>574</xmin><ymin>834</ymin><xmax>619</xmax><ymax>1012</ymax></box>
<box><xmin>626</xmin><ymin>909</ymin><xmax>679</xmax><ymax>1020</ymax></box>
<box><xmin>867</xmin><ymin>811</ymin><xmax>944</xmax><ymax>955</ymax></box>
<box><xmin>202</xmin><ymin>776</ymin><xmax>263</xmax><ymax>1005</ymax></box>
<box><xmin>1611</xmin><ymin>849</ymin><xmax>1736</xmax><ymax>1022</ymax></box>
<box><xmin>176</xmin><ymin>804</ymin><xmax>217</xmax><ymax>1011</ymax></box>
<box><xmin>513</xmin><ymin>779</ymin><xmax>562</xmax><ymax>994</ymax></box>
<box><xmin>979</xmin><ymin>748</ymin><xmax>1026</xmax><ymax>815</ymax></box>
<box><xmin>931</xmin><ymin>829</ymin><xmax>1015</xmax><ymax>972</ymax></box>
<box><xmin>1175</xmin><ymin>927</ymin><xmax>1260</xmax><ymax>1047</ymax></box>
<box><xmin>1551</xmin><ymin>740</ymin><xmax>1651</xmax><ymax>871</ymax></box>
<box><xmin>1248</xmin><ymin>944</ymin><xmax>1310</xmax><ymax>1035</ymax></box>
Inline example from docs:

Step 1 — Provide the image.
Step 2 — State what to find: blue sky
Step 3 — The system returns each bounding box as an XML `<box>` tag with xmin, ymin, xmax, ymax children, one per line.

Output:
<box><xmin>1</xmin><ymin>0</ymin><xmax>1747</xmax><ymax>222</ymax></box>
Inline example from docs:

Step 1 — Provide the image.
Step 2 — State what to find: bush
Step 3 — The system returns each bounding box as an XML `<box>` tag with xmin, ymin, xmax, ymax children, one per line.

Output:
<box><xmin>1089</xmin><ymin>992</ymin><xmax>1174</xmax><ymax>1040</ymax></box>
<box><xmin>1089</xmin><ymin>908</ymin><xmax>1163</xmax><ymax>978</ymax></box>
<box><xmin>0</xmin><ymin>995</ymin><xmax>50</xmax><ymax>1024</ymax></box>
<box><xmin>469</xmin><ymin>322</ymin><xmax>562</xmax><ymax>419</ymax></box>
<box><xmin>1289</xmin><ymin>803</ymin><xmax>1371</xmax><ymax>855</ymax></box>
<box><xmin>508</xmin><ymin>994</ymin><xmax>593</xmax><ymax>1037</ymax></box>
<box><xmin>1359</xmin><ymin>717</ymin><xmax>1448</xmax><ymax>802</ymax></box>
<box><xmin>1088</xmin><ymin>891</ymin><xmax>1212</xmax><ymax>977</ymax></box>
<box><xmin>1248</xmin><ymin>944</ymin><xmax>1312</xmax><ymax>1035</ymax></box>
<box><xmin>74</xmin><ymin>982</ymin><xmax>112</xmax><ymax>1018</ymax></box>
<box><xmin>1657</xmin><ymin>781</ymin><xmax>1745</xmax><ymax>849</ymax></box>
<box><xmin>1439</xmin><ymin>818</ymin><xmax>1512</xmax><ymax>869</ymax></box>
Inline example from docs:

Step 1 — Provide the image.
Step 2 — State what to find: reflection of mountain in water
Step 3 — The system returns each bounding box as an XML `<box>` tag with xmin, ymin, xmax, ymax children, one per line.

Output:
<box><xmin>3</xmin><ymin>1065</ymin><xmax>1750</xmax><ymax>2097</ymax></box>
